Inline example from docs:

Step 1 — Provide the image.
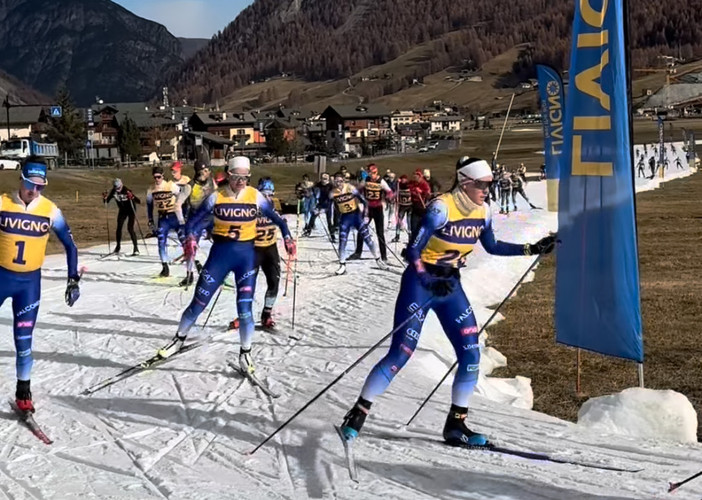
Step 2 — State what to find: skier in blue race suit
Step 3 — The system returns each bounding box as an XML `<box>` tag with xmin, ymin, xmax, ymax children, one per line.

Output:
<box><xmin>339</xmin><ymin>156</ymin><xmax>556</xmax><ymax>447</ymax></box>
<box><xmin>0</xmin><ymin>159</ymin><xmax>80</xmax><ymax>412</ymax></box>
<box><xmin>157</xmin><ymin>156</ymin><xmax>296</xmax><ymax>374</ymax></box>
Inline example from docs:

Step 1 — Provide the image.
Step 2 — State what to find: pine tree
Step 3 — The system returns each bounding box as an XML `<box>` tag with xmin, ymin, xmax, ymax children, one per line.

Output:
<box><xmin>46</xmin><ymin>87</ymin><xmax>85</xmax><ymax>159</ymax></box>
<box><xmin>117</xmin><ymin>115</ymin><xmax>141</xmax><ymax>161</ymax></box>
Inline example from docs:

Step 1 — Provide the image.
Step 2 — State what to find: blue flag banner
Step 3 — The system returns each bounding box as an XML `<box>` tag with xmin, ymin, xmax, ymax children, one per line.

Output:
<box><xmin>555</xmin><ymin>0</ymin><xmax>643</xmax><ymax>362</ymax></box>
<box><xmin>537</xmin><ymin>65</ymin><xmax>565</xmax><ymax>180</ymax></box>
<box><xmin>537</xmin><ymin>65</ymin><xmax>565</xmax><ymax>211</ymax></box>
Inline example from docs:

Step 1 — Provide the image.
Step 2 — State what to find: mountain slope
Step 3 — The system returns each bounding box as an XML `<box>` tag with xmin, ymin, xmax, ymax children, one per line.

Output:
<box><xmin>0</xmin><ymin>0</ymin><xmax>182</xmax><ymax>105</ymax></box>
<box><xmin>178</xmin><ymin>38</ymin><xmax>210</xmax><ymax>59</ymax></box>
<box><xmin>170</xmin><ymin>0</ymin><xmax>702</xmax><ymax>107</ymax></box>
<box><xmin>0</xmin><ymin>68</ymin><xmax>49</xmax><ymax>105</ymax></box>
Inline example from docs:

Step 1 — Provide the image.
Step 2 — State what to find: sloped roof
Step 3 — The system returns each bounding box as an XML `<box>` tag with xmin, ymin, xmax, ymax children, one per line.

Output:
<box><xmin>5</xmin><ymin>105</ymin><xmax>45</xmax><ymax>125</ymax></box>
<box><xmin>192</xmin><ymin>111</ymin><xmax>257</xmax><ymax>126</ymax></box>
<box><xmin>322</xmin><ymin>104</ymin><xmax>391</xmax><ymax>119</ymax></box>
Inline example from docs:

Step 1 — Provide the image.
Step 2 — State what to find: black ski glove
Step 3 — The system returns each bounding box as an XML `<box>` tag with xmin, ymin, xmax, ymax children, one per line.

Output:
<box><xmin>65</xmin><ymin>276</ymin><xmax>80</xmax><ymax>307</ymax></box>
<box><xmin>525</xmin><ymin>234</ymin><xmax>557</xmax><ymax>256</ymax></box>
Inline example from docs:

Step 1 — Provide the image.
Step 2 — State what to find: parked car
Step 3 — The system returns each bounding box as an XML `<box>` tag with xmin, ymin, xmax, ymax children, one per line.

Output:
<box><xmin>0</xmin><ymin>159</ymin><xmax>20</xmax><ymax>170</ymax></box>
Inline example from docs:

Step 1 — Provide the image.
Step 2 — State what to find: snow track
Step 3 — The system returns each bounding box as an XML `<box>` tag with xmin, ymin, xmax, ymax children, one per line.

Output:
<box><xmin>0</xmin><ymin>157</ymin><xmax>700</xmax><ymax>498</ymax></box>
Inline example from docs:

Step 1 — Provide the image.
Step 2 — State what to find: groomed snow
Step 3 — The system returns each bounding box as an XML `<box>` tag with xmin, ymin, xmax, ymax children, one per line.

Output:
<box><xmin>0</xmin><ymin>146</ymin><xmax>698</xmax><ymax>499</ymax></box>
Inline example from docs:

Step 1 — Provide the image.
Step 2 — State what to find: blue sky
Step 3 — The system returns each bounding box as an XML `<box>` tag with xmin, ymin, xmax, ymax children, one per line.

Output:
<box><xmin>114</xmin><ymin>0</ymin><xmax>252</xmax><ymax>38</ymax></box>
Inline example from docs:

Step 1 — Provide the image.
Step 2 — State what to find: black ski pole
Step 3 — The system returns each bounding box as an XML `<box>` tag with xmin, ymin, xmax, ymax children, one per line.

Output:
<box><xmin>249</xmin><ymin>297</ymin><xmax>433</xmax><ymax>455</ymax></box>
<box><xmin>130</xmin><ymin>198</ymin><xmax>149</xmax><ymax>256</ymax></box>
<box><xmin>405</xmin><ymin>254</ymin><xmax>544</xmax><ymax>427</ymax></box>
<box><xmin>104</xmin><ymin>193</ymin><xmax>112</xmax><ymax>254</ymax></box>
<box><xmin>669</xmin><ymin>470</ymin><xmax>702</xmax><ymax>493</ymax></box>
<box><xmin>320</xmin><ymin>209</ymin><xmax>340</xmax><ymax>259</ymax></box>
<box><xmin>201</xmin><ymin>285</ymin><xmax>223</xmax><ymax>330</ymax></box>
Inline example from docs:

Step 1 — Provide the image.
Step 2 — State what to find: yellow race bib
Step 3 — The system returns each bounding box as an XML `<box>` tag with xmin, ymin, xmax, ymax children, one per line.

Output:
<box><xmin>332</xmin><ymin>185</ymin><xmax>358</xmax><ymax>214</ymax></box>
<box><xmin>212</xmin><ymin>186</ymin><xmax>259</xmax><ymax>241</ymax></box>
<box><xmin>420</xmin><ymin>194</ymin><xmax>486</xmax><ymax>268</ymax></box>
<box><xmin>0</xmin><ymin>193</ymin><xmax>55</xmax><ymax>272</ymax></box>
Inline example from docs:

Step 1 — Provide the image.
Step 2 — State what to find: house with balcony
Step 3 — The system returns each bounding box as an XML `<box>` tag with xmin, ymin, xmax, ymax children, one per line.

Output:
<box><xmin>320</xmin><ymin>104</ymin><xmax>391</xmax><ymax>154</ymax></box>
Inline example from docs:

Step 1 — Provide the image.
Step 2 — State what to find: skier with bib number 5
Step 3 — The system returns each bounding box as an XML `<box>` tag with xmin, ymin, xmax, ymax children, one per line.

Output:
<box><xmin>157</xmin><ymin>157</ymin><xmax>296</xmax><ymax>375</ymax></box>
<box><xmin>339</xmin><ymin>157</ymin><xmax>556</xmax><ymax>447</ymax></box>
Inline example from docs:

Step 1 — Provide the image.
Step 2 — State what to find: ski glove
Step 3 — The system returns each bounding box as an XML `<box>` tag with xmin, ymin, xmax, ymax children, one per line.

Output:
<box><xmin>418</xmin><ymin>271</ymin><xmax>455</xmax><ymax>297</ymax></box>
<box><xmin>65</xmin><ymin>277</ymin><xmax>80</xmax><ymax>307</ymax></box>
<box><xmin>284</xmin><ymin>237</ymin><xmax>297</xmax><ymax>257</ymax></box>
<box><xmin>183</xmin><ymin>236</ymin><xmax>198</xmax><ymax>261</ymax></box>
<box><xmin>525</xmin><ymin>234</ymin><xmax>557</xmax><ymax>255</ymax></box>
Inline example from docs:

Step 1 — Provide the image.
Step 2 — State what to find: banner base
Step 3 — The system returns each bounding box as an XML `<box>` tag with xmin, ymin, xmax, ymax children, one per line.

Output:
<box><xmin>546</xmin><ymin>179</ymin><xmax>559</xmax><ymax>212</ymax></box>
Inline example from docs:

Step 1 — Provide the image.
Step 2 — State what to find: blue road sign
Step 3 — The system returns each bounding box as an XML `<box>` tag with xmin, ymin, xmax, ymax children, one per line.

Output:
<box><xmin>50</xmin><ymin>106</ymin><xmax>62</xmax><ymax>118</ymax></box>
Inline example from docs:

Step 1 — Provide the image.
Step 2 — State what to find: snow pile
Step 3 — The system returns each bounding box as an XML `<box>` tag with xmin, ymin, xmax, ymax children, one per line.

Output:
<box><xmin>577</xmin><ymin>387</ymin><xmax>698</xmax><ymax>443</ymax></box>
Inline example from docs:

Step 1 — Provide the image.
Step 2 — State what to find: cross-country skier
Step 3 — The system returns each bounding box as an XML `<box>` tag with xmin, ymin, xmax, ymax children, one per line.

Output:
<box><xmin>305</xmin><ymin>173</ymin><xmax>335</xmax><ymax>242</ymax></box>
<box><xmin>228</xmin><ymin>178</ymin><xmax>284</xmax><ymax>331</ymax></box>
<box><xmin>498</xmin><ymin>170</ymin><xmax>512</xmax><ymax>214</ymax></box>
<box><xmin>0</xmin><ymin>158</ymin><xmax>80</xmax><ymax>412</ymax></box>
<box><xmin>338</xmin><ymin>156</ymin><xmax>556</xmax><ymax>447</ymax></box>
<box><xmin>147</xmin><ymin>166</ymin><xmax>187</xmax><ymax>278</ymax></box>
<box><xmin>510</xmin><ymin>172</ymin><xmax>537</xmax><ymax>211</ymax></box>
<box><xmin>157</xmin><ymin>157</ymin><xmax>295</xmax><ymax>375</ymax></box>
<box><xmin>103</xmin><ymin>178</ymin><xmax>140</xmax><ymax>256</ymax></box>
<box><xmin>170</xmin><ymin>161</ymin><xmax>192</xmax><ymax>218</ymax></box>
<box><xmin>350</xmin><ymin>164</ymin><xmax>394</xmax><ymax>262</ymax></box>
<box><xmin>331</xmin><ymin>172</ymin><xmax>385</xmax><ymax>275</ymax></box>
<box><xmin>391</xmin><ymin>175</ymin><xmax>412</xmax><ymax>243</ymax></box>
<box><xmin>179</xmin><ymin>160</ymin><xmax>216</xmax><ymax>286</ymax></box>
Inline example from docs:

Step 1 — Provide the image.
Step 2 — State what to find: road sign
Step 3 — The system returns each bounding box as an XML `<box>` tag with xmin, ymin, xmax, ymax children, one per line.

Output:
<box><xmin>50</xmin><ymin>106</ymin><xmax>62</xmax><ymax>118</ymax></box>
<box><xmin>86</xmin><ymin>140</ymin><xmax>92</xmax><ymax>148</ymax></box>
<box><xmin>87</xmin><ymin>130</ymin><xmax>94</xmax><ymax>139</ymax></box>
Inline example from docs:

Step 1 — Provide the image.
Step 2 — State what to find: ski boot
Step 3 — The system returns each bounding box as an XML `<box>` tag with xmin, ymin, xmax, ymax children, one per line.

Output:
<box><xmin>391</xmin><ymin>235</ymin><xmax>401</xmax><ymax>243</ymax></box>
<box><xmin>442</xmin><ymin>405</ymin><xmax>488</xmax><ymax>447</ymax></box>
<box><xmin>113</xmin><ymin>246</ymin><xmax>121</xmax><ymax>255</ymax></box>
<box><xmin>15</xmin><ymin>380</ymin><xmax>34</xmax><ymax>413</ymax></box>
<box><xmin>159</xmin><ymin>262</ymin><xmax>170</xmax><ymax>278</ymax></box>
<box><xmin>228</xmin><ymin>318</ymin><xmax>240</xmax><ymax>330</ymax></box>
<box><xmin>340</xmin><ymin>398</ymin><xmax>372</xmax><ymax>441</ymax></box>
<box><xmin>260</xmin><ymin>308</ymin><xmax>276</xmax><ymax>331</ymax></box>
<box><xmin>513</xmin><ymin>205</ymin><xmax>518</xmax><ymax>212</ymax></box>
<box><xmin>376</xmin><ymin>258</ymin><xmax>388</xmax><ymax>270</ymax></box>
<box><xmin>158</xmin><ymin>334</ymin><xmax>186</xmax><ymax>358</ymax></box>
<box><xmin>335</xmin><ymin>263</ymin><xmax>347</xmax><ymax>275</ymax></box>
<box><xmin>131</xmin><ymin>248</ymin><xmax>140</xmax><ymax>256</ymax></box>
<box><xmin>302</xmin><ymin>227</ymin><xmax>312</xmax><ymax>237</ymax></box>
<box><xmin>347</xmin><ymin>252</ymin><xmax>362</xmax><ymax>261</ymax></box>
<box><xmin>239</xmin><ymin>347</ymin><xmax>255</xmax><ymax>375</ymax></box>
<box><xmin>195</xmin><ymin>260</ymin><xmax>203</xmax><ymax>273</ymax></box>
<box><xmin>179</xmin><ymin>272</ymin><xmax>194</xmax><ymax>287</ymax></box>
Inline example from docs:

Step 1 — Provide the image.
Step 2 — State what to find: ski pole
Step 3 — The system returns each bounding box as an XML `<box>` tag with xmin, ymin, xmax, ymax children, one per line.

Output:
<box><xmin>130</xmin><ymin>198</ymin><xmax>149</xmax><ymax>256</ymax></box>
<box><xmin>369</xmin><ymin>222</ymin><xmax>405</xmax><ymax>267</ymax></box>
<box><xmin>248</xmin><ymin>298</ymin><xmax>433</xmax><ymax>455</ymax></box>
<box><xmin>319</xmin><ymin>209</ymin><xmax>340</xmax><ymax>259</ymax></box>
<box><xmin>290</xmin><ymin>198</ymin><xmax>302</xmax><ymax>327</ymax></box>
<box><xmin>405</xmin><ymin>254</ymin><xmax>544</xmax><ymax>427</ymax></box>
<box><xmin>201</xmin><ymin>285</ymin><xmax>223</xmax><ymax>330</ymax></box>
<box><xmin>285</xmin><ymin>200</ymin><xmax>301</xmax><ymax>297</ymax></box>
<box><xmin>669</xmin><ymin>469</ymin><xmax>702</xmax><ymax>493</ymax></box>
<box><xmin>104</xmin><ymin>191</ymin><xmax>112</xmax><ymax>254</ymax></box>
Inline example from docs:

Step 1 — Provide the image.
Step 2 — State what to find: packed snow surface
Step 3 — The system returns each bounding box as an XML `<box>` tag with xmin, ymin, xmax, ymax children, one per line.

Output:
<box><xmin>578</xmin><ymin>388</ymin><xmax>698</xmax><ymax>444</ymax></box>
<box><xmin>0</xmin><ymin>147</ymin><xmax>698</xmax><ymax>499</ymax></box>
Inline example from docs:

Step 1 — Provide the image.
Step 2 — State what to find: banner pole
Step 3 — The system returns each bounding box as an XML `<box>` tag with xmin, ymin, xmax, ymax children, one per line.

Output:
<box><xmin>637</xmin><ymin>363</ymin><xmax>644</xmax><ymax>388</ymax></box>
<box><xmin>576</xmin><ymin>348</ymin><xmax>582</xmax><ymax>396</ymax></box>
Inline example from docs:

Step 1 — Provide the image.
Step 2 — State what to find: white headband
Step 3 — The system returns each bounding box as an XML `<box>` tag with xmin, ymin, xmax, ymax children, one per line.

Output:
<box><xmin>456</xmin><ymin>158</ymin><xmax>492</xmax><ymax>181</ymax></box>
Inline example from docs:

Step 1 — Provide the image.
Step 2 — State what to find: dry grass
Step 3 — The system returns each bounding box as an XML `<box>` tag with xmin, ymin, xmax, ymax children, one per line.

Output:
<box><xmin>488</xmin><ymin>171</ymin><xmax>702</xmax><ymax>438</ymax></box>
